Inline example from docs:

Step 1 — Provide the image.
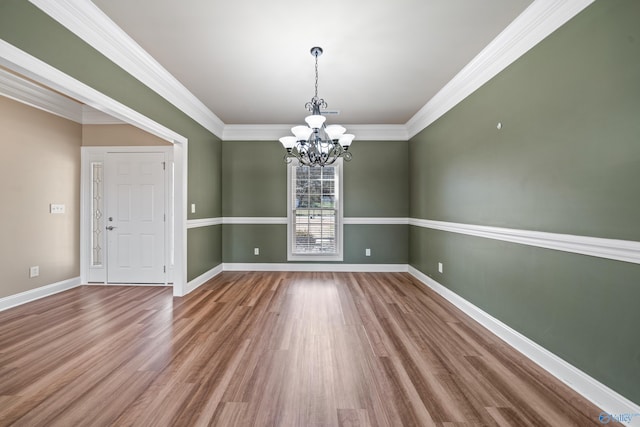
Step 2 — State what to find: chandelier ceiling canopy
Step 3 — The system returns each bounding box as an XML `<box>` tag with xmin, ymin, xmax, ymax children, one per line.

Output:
<box><xmin>280</xmin><ymin>47</ymin><xmax>354</xmax><ymax>167</ymax></box>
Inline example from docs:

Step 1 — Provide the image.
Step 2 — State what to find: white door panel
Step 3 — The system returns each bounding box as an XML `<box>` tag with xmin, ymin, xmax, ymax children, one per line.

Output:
<box><xmin>106</xmin><ymin>152</ymin><xmax>165</xmax><ymax>283</ymax></box>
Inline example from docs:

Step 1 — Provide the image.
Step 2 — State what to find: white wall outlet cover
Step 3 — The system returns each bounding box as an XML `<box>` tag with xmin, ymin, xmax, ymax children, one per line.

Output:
<box><xmin>29</xmin><ymin>266</ymin><xmax>39</xmax><ymax>278</ymax></box>
<box><xmin>365</xmin><ymin>248</ymin><xmax>371</xmax><ymax>256</ymax></box>
<box><xmin>254</xmin><ymin>248</ymin><xmax>259</xmax><ymax>255</ymax></box>
<box><xmin>438</xmin><ymin>262</ymin><xmax>443</xmax><ymax>273</ymax></box>
<box><xmin>191</xmin><ymin>203</ymin><xmax>196</xmax><ymax>213</ymax></box>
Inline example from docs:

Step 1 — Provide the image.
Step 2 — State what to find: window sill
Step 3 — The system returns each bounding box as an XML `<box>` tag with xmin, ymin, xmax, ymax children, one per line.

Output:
<box><xmin>287</xmin><ymin>254</ymin><xmax>344</xmax><ymax>262</ymax></box>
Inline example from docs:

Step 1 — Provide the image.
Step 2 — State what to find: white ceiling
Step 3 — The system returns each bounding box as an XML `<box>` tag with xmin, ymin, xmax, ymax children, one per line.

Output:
<box><xmin>91</xmin><ymin>0</ymin><xmax>533</xmax><ymax>125</ymax></box>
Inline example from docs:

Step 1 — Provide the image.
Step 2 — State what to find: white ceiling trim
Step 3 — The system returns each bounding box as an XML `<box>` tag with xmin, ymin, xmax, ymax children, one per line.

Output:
<box><xmin>223</xmin><ymin>124</ymin><xmax>408</xmax><ymax>141</ymax></box>
<box><xmin>0</xmin><ymin>66</ymin><xmax>127</xmax><ymax>125</ymax></box>
<box><xmin>223</xmin><ymin>125</ymin><xmax>294</xmax><ymax>142</ymax></box>
<box><xmin>0</xmin><ymin>39</ymin><xmax>186</xmax><ymax>144</ymax></box>
<box><xmin>344</xmin><ymin>125</ymin><xmax>409</xmax><ymax>142</ymax></box>
<box><xmin>406</xmin><ymin>0</ymin><xmax>595</xmax><ymax>138</ymax></box>
<box><xmin>0</xmin><ymin>67</ymin><xmax>83</xmax><ymax>123</ymax></box>
<box><xmin>28</xmin><ymin>0</ymin><xmax>225</xmax><ymax>138</ymax></box>
<box><xmin>29</xmin><ymin>0</ymin><xmax>593</xmax><ymax>142</ymax></box>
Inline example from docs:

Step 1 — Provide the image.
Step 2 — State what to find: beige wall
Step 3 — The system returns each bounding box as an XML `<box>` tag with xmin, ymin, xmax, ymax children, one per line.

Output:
<box><xmin>82</xmin><ymin>124</ymin><xmax>171</xmax><ymax>146</ymax></box>
<box><xmin>0</xmin><ymin>95</ymin><xmax>81</xmax><ymax>298</ymax></box>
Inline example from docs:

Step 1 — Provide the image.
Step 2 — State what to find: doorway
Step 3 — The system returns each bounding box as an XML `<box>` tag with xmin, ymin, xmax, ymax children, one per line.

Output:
<box><xmin>82</xmin><ymin>147</ymin><xmax>173</xmax><ymax>285</ymax></box>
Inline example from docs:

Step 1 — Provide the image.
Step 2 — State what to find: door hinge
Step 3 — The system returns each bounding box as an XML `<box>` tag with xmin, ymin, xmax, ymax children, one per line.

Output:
<box><xmin>163</xmin><ymin>265</ymin><xmax>166</xmax><ymax>273</ymax></box>
<box><xmin>164</xmin><ymin>213</ymin><xmax>166</xmax><ymax>222</ymax></box>
<box><xmin>162</xmin><ymin>161</ymin><xmax>166</xmax><ymax>170</ymax></box>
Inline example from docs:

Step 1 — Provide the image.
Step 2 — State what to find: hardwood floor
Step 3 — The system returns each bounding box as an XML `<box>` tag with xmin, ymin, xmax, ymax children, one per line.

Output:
<box><xmin>0</xmin><ymin>272</ymin><xmax>617</xmax><ymax>426</ymax></box>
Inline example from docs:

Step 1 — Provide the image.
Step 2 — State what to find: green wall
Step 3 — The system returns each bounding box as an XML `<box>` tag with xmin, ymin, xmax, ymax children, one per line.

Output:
<box><xmin>222</xmin><ymin>140</ymin><xmax>409</xmax><ymax>263</ymax></box>
<box><xmin>0</xmin><ymin>0</ymin><xmax>222</xmax><ymax>281</ymax></box>
<box><xmin>409</xmin><ymin>0</ymin><xmax>640</xmax><ymax>404</ymax></box>
<box><xmin>187</xmin><ymin>226</ymin><xmax>222</xmax><ymax>279</ymax></box>
<box><xmin>3</xmin><ymin>0</ymin><xmax>638</xmax><ymax>407</ymax></box>
<box><xmin>223</xmin><ymin>224</ymin><xmax>408</xmax><ymax>264</ymax></box>
<box><xmin>222</xmin><ymin>141</ymin><xmax>287</xmax><ymax>217</ymax></box>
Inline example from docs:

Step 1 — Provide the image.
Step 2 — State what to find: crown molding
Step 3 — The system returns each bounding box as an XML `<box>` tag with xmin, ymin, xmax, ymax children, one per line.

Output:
<box><xmin>0</xmin><ymin>66</ymin><xmax>83</xmax><ymax>123</ymax></box>
<box><xmin>0</xmin><ymin>66</ymin><xmax>125</xmax><ymax>125</ymax></box>
<box><xmin>344</xmin><ymin>125</ymin><xmax>409</xmax><ymax>141</ymax></box>
<box><xmin>29</xmin><ymin>0</ymin><xmax>225</xmax><ymax>138</ymax></box>
<box><xmin>28</xmin><ymin>0</ymin><xmax>594</xmax><ymax>142</ymax></box>
<box><xmin>222</xmin><ymin>125</ymin><xmax>293</xmax><ymax>142</ymax></box>
<box><xmin>222</xmin><ymin>124</ymin><xmax>409</xmax><ymax>141</ymax></box>
<box><xmin>0</xmin><ymin>39</ymin><xmax>187</xmax><ymax>144</ymax></box>
<box><xmin>406</xmin><ymin>0</ymin><xmax>595</xmax><ymax>138</ymax></box>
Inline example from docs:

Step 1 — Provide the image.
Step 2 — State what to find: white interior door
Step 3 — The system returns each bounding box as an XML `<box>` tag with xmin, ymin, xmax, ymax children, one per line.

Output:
<box><xmin>106</xmin><ymin>152</ymin><xmax>166</xmax><ymax>283</ymax></box>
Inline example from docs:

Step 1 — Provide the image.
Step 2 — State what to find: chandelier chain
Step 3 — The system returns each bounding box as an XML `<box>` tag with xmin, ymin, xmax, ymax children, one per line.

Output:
<box><xmin>314</xmin><ymin>54</ymin><xmax>319</xmax><ymax>99</ymax></box>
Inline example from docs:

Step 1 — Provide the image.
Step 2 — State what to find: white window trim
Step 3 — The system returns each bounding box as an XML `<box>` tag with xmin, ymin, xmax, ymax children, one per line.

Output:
<box><xmin>287</xmin><ymin>159</ymin><xmax>344</xmax><ymax>262</ymax></box>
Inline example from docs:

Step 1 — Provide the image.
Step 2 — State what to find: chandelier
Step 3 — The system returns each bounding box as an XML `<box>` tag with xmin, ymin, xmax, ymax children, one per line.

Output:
<box><xmin>280</xmin><ymin>47</ymin><xmax>354</xmax><ymax>167</ymax></box>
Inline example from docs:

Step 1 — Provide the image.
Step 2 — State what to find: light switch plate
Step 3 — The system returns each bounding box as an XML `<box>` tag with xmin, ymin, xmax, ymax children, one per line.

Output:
<box><xmin>50</xmin><ymin>204</ymin><xmax>65</xmax><ymax>214</ymax></box>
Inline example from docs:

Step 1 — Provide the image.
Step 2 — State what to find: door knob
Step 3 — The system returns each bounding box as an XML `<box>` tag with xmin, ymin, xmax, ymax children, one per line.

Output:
<box><xmin>106</xmin><ymin>226</ymin><xmax>117</xmax><ymax>231</ymax></box>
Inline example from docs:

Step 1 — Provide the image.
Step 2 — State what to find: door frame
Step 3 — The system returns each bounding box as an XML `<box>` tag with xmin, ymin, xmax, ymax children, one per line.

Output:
<box><xmin>1</xmin><ymin>40</ymin><xmax>189</xmax><ymax>296</ymax></box>
<box><xmin>81</xmin><ymin>147</ymin><xmax>173</xmax><ymax>286</ymax></box>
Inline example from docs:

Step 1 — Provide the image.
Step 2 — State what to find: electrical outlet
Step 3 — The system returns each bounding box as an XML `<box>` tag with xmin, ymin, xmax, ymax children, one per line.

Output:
<box><xmin>365</xmin><ymin>248</ymin><xmax>371</xmax><ymax>257</ymax></box>
<box><xmin>191</xmin><ymin>203</ymin><xmax>196</xmax><ymax>213</ymax></box>
<box><xmin>254</xmin><ymin>248</ymin><xmax>259</xmax><ymax>255</ymax></box>
<box><xmin>438</xmin><ymin>262</ymin><xmax>443</xmax><ymax>273</ymax></box>
<box><xmin>29</xmin><ymin>266</ymin><xmax>39</xmax><ymax>278</ymax></box>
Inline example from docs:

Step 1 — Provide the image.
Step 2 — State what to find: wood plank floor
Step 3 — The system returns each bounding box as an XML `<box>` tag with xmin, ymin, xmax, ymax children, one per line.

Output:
<box><xmin>0</xmin><ymin>272</ymin><xmax>617</xmax><ymax>426</ymax></box>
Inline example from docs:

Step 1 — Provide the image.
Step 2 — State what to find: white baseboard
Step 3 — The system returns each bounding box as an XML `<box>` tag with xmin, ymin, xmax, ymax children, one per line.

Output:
<box><xmin>185</xmin><ymin>264</ymin><xmax>223</xmax><ymax>294</ymax></box>
<box><xmin>222</xmin><ymin>263</ymin><xmax>409</xmax><ymax>273</ymax></box>
<box><xmin>0</xmin><ymin>276</ymin><xmax>81</xmax><ymax>312</ymax></box>
<box><xmin>407</xmin><ymin>266</ymin><xmax>640</xmax><ymax>425</ymax></box>
<box><xmin>85</xmin><ymin>283</ymin><xmax>170</xmax><ymax>287</ymax></box>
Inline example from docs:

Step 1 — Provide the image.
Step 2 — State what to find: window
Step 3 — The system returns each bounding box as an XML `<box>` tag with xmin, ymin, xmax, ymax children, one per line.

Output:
<box><xmin>288</xmin><ymin>160</ymin><xmax>343</xmax><ymax>261</ymax></box>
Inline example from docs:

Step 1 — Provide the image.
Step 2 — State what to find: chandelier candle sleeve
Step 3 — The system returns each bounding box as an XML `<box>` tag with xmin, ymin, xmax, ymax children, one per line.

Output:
<box><xmin>304</xmin><ymin>115</ymin><xmax>326</xmax><ymax>129</ymax></box>
<box><xmin>292</xmin><ymin>126</ymin><xmax>313</xmax><ymax>140</ymax></box>
<box><xmin>280</xmin><ymin>46</ymin><xmax>354</xmax><ymax>167</ymax></box>
<box><xmin>325</xmin><ymin>125</ymin><xmax>346</xmax><ymax>140</ymax></box>
<box><xmin>339</xmin><ymin>134</ymin><xmax>354</xmax><ymax>147</ymax></box>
